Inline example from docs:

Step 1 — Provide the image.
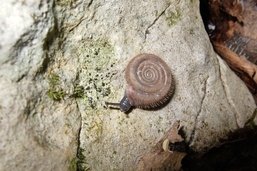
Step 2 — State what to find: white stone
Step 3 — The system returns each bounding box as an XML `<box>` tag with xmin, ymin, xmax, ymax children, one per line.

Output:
<box><xmin>0</xmin><ymin>0</ymin><xmax>256</xmax><ymax>170</ymax></box>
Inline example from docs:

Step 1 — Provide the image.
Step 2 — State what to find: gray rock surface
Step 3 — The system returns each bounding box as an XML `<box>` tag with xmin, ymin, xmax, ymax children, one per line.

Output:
<box><xmin>0</xmin><ymin>0</ymin><xmax>256</xmax><ymax>170</ymax></box>
<box><xmin>0</xmin><ymin>0</ymin><xmax>80</xmax><ymax>171</ymax></box>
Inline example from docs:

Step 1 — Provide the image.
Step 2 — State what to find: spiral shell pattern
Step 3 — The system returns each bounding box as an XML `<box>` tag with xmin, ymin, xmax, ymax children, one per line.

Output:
<box><xmin>125</xmin><ymin>53</ymin><xmax>174</xmax><ymax>109</ymax></box>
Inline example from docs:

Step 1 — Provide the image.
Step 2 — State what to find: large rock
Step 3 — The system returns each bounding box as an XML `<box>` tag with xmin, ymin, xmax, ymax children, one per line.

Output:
<box><xmin>0</xmin><ymin>0</ymin><xmax>256</xmax><ymax>170</ymax></box>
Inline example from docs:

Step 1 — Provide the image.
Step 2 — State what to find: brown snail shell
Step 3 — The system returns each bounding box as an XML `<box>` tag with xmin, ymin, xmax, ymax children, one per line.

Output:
<box><xmin>106</xmin><ymin>53</ymin><xmax>175</xmax><ymax>112</ymax></box>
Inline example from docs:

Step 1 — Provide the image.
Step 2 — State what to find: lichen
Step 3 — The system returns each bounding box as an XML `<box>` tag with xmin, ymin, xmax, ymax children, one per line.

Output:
<box><xmin>73</xmin><ymin>38</ymin><xmax>117</xmax><ymax>110</ymax></box>
<box><xmin>85</xmin><ymin>118</ymin><xmax>104</xmax><ymax>142</ymax></box>
<box><xmin>44</xmin><ymin>37</ymin><xmax>119</xmax><ymax>169</ymax></box>
<box><xmin>166</xmin><ymin>9</ymin><xmax>182</xmax><ymax>26</ymax></box>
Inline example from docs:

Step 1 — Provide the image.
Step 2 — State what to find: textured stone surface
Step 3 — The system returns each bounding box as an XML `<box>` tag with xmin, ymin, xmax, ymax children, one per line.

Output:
<box><xmin>0</xmin><ymin>0</ymin><xmax>256</xmax><ymax>171</ymax></box>
<box><xmin>0</xmin><ymin>0</ymin><xmax>80</xmax><ymax>171</ymax></box>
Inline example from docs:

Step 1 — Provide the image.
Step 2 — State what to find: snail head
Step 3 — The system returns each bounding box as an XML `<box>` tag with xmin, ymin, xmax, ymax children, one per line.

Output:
<box><xmin>105</xmin><ymin>94</ymin><xmax>132</xmax><ymax>113</ymax></box>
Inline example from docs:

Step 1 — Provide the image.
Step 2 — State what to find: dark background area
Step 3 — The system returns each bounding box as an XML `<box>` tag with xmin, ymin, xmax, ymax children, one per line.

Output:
<box><xmin>182</xmin><ymin>128</ymin><xmax>257</xmax><ymax>171</ymax></box>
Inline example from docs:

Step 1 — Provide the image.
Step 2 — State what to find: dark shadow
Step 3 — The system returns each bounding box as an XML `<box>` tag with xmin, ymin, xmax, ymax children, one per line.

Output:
<box><xmin>199</xmin><ymin>0</ymin><xmax>211</xmax><ymax>33</ymax></box>
<box><xmin>182</xmin><ymin>126</ymin><xmax>257</xmax><ymax>171</ymax></box>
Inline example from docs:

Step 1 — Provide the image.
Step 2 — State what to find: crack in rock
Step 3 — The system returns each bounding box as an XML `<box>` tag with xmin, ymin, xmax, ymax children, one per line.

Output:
<box><xmin>189</xmin><ymin>75</ymin><xmax>209</xmax><ymax>145</ymax></box>
<box><xmin>216</xmin><ymin>57</ymin><xmax>241</xmax><ymax>128</ymax></box>
<box><xmin>73</xmin><ymin>71</ymin><xmax>83</xmax><ymax>167</ymax></box>
<box><xmin>87</xmin><ymin>0</ymin><xmax>94</xmax><ymax>8</ymax></box>
<box><xmin>245</xmin><ymin>108</ymin><xmax>257</xmax><ymax>126</ymax></box>
<box><xmin>75</xmin><ymin>99</ymin><xmax>83</xmax><ymax>168</ymax></box>
<box><xmin>144</xmin><ymin>4</ymin><xmax>171</xmax><ymax>41</ymax></box>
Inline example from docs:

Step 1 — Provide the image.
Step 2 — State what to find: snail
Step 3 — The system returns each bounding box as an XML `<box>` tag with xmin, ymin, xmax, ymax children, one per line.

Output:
<box><xmin>106</xmin><ymin>53</ymin><xmax>175</xmax><ymax>112</ymax></box>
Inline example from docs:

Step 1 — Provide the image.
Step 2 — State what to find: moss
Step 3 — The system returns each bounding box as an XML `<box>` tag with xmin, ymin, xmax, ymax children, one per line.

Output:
<box><xmin>47</xmin><ymin>71</ymin><xmax>86</xmax><ymax>100</ymax></box>
<box><xmin>69</xmin><ymin>157</ymin><xmax>78</xmax><ymax>171</ymax></box>
<box><xmin>77</xmin><ymin>147</ymin><xmax>91</xmax><ymax>171</ymax></box>
<box><xmin>71</xmin><ymin>84</ymin><xmax>85</xmax><ymax>98</ymax></box>
<box><xmin>48</xmin><ymin>73</ymin><xmax>60</xmax><ymax>87</ymax></box>
<box><xmin>47</xmin><ymin>88</ymin><xmax>65</xmax><ymax>101</ymax></box>
<box><xmin>69</xmin><ymin>148</ymin><xmax>91</xmax><ymax>171</ymax></box>
<box><xmin>77</xmin><ymin>147</ymin><xmax>86</xmax><ymax>161</ymax></box>
<box><xmin>47</xmin><ymin>73</ymin><xmax>66</xmax><ymax>101</ymax></box>
<box><xmin>166</xmin><ymin>9</ymin><xmax>182</xmax><ymax>26</ymax></box>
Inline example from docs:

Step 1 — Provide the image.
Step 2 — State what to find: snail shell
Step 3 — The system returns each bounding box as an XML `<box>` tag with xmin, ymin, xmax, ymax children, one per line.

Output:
<box><xmin>119</xmin><ymin>53</ymin><xmax>175</xmax><ymax>112</ymax></box>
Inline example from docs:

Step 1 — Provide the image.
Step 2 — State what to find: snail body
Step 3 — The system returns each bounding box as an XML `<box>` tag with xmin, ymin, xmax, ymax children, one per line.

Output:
<box><xmin>107</xmin><ymin>53</ymin><xmax>175</xmax><ymax>112</ymax></box>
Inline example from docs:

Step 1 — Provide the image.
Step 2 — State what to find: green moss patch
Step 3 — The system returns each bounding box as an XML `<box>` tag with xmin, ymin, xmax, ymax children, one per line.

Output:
<box><xmin>47</xmin><ymin>73</ymin><xmax>86</xmax><ymax>101</ymax></box>
<box><xmin>47</xmin><ymin>73</ymin><xmax>66</xmax><ymax>101</ymax></box>
<box><xmin>47</xmin><ymin>88</ymin><xmax>66</xmax><ymax>101</ymax></box>
<box><xmin>77</xmin><ymin>147</ymin><xmax>91</xmax><ymax>171</ymax></box>
<box><xmin>71</xmin><ymin>84</ymin><xmax>85</xmax><ymax>98</ymax></box>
